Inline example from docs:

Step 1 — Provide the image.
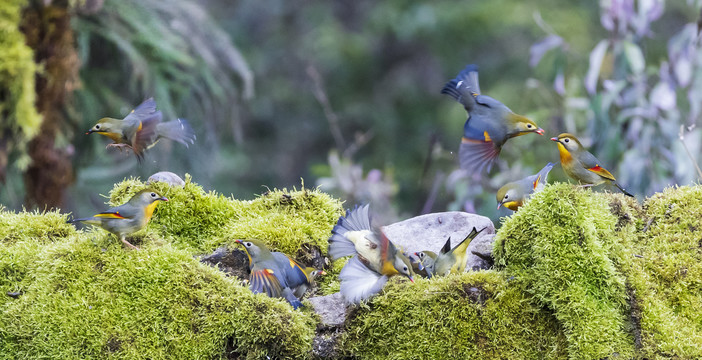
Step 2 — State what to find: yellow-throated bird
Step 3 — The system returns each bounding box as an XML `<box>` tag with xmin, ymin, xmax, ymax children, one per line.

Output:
<box><xmin>235</xmin><ymin>239</ymin><xmax>311</xmax><ymax>309</ymax></box>
<box><xmin>87</xmin><ymin>98</ymin><xmax>196</xmax><ymax>162</ymax></box>
<box><xmin>433</xmin><ymin>227</ymin><xmax>484</xmax><ymax>277</ymax></box>
<box><xmin>497</xmin><ymin>162</ymin><xmax>555</xmax><ymax>211</ymax></box>
<box><xmin>442</xmin><ymin>64</ymin><xmax>544</xmax><ymax>173</ymax></box>
<box><xmin>68</xmin><ymin>189</ymin><xmax>168</xmax><ymax>250</ymax></box>
<box><xmin>550</xmin><ymin>133</ymin><xmax>634</xmax><ymax>197</ymax></box>
<box><xmin>329</xmin><ymin>205</ymin><xmax>414</xmax><ymax>303</ymax></box>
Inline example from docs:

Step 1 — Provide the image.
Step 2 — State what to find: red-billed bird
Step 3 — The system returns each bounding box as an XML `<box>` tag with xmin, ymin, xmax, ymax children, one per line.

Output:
<box><xmin>442</xmin><ymin>64</ymin><xmax>544</xmax><ymax>173</ymax></box>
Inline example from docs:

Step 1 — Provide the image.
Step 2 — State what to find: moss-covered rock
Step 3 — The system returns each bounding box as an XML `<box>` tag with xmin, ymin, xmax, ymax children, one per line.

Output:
<box><xmin>342</xmin><ymin>272</ymin><xmax>568</xmax><ymax>359</ymax></box>
<box><xmin>0</xmin><ymin>177</ymin><xmax>341</xmax><ymax>359</ymax></box>
<box><xmin>3</xmin><ymin>178</ymin><xmax>702</xmax><ymax>359</ymax></box>
<box><xmin>108</xmin><ymin>176</ymin><xmax>343</xmax><ymax>259</ymax></box>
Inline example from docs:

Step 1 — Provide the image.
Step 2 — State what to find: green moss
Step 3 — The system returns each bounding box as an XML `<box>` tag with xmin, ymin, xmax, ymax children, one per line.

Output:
<box><xmin>630</xmin><ymin>186</ymin><xmax>702</xmax><ymax>358</ymax></box>
<box><xmin>342</xmin><ymin>271</ymin><xmax>568</xmax><ymax>359</ymax></box>
<box><xmin>0</xmin><ymin>226</ymin><xmax>316</xmax><ymax>359</ymax></box>
<box><xmin>0</xmin><ymin>0</ymin><xmax>42</xmax><ymax>169</ymax></box>
<box><xmin>108</xmin><ymin>175</ymin><xmax>344</xmax><ymax>256</ymax></box>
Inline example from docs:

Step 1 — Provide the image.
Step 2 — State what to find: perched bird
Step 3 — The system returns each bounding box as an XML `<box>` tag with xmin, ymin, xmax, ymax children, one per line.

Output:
<box><xmin>497</xmin><ymin>162</ymin><xmax>555</xmax><ymax>211</ymax></box>
<box><xmin>433</xmin><ymin>227</ymin><xmax>484</xmax><ymax>277</ymax></box>
<box><xmin>235</xmin><ymin>239</ymin><xmax>311</xmax><ymax>309</ymax></box>
<box><xmin>550</xmin><ymin>133</ymin><xmax>634</xmax><ymax>197</ymax></box>
<box><xmin>68</xmin><ymin>189</ymin><xmax>168</xmax><ymax>250</ymax></box>
<box><xmin>442</xmin><ymin>64</ymin><xmax>544</xmax><ymax>173</ymax></box>
<box><xmin>86</xmin><ymin>98</ymin><xmax>196</xmax><ymax>162</ymax></box>
<box><xmin>412</xmin><ymin>250</ymin><xmax>437</xmax><ymax>278</ymax></box>
<box><xmin>329</xmin><ymin>205</ymin><xmax>414</xmax><ymax>303</ymax></box>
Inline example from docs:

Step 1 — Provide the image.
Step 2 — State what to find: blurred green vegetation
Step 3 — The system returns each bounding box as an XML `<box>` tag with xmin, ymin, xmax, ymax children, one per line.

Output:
<box><xmin>1</xmin><ymin>0</ymin><xmax>701</xmax><ymax>224</ymax></box>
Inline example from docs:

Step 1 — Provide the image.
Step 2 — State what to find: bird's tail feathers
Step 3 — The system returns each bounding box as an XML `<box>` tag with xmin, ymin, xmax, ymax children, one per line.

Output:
<box><xmin>156</xmin><ymin>118</ymin><xmax>196</xmax><ymax>147</ymax></box>
<box><xmin>613</xmin><ymin>181</ymin><xmax>635</xmax><ymax>197</ymax></box>
<box><xmin>459</xmin><ymin>138</ymin><xmax>500</xmax><ymax>174</ymax></box>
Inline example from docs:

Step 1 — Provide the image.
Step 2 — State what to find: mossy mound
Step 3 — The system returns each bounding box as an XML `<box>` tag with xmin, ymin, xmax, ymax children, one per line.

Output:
<box><xmin>0</xmin><ymin>177</ymin><xmax>342</xmax><ymax>359</ymax></box>
<box><xmin>493</xmin><ymin>183</ymin><xmax>636</xmax><ymax>359</ymax></box>
<box><xmin>342</xmin><ymin>271</ymin><xmax>568</xmax><ymax>359</ymax></box>
<box><xmin>108</xmin><ymin>175</ymin><xmax>343</xmax><ymax>258</ymax></box>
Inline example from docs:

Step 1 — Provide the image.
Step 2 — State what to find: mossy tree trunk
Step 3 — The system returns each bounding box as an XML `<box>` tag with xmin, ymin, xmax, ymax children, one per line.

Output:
<box><xmin>20</xmin><ymin>0</ymin><xmax>79</xmax><ymax>209</ymax></box>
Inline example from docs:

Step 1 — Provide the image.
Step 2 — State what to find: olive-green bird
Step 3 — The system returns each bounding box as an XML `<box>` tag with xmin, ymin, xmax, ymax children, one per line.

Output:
<box><xmin>550</xmin><ymin>133</ymin><xmax>634</xmax><ymax>197</ymax></box>
<box><xmin>235</xmin><ymin>239</ymin><xmax>311</xmax><ymax>309</ymax></box>
<box><xmin>497</xmin><ymin>162</ymin><xmax>555</xmax><ymax>211</ymax></box>
<box><xmin>442</xmin><ymin>64</ymin><xmax>544</xmax><ymax>173</ymax></box>
<box><xmin>433</xmin><ymin>227</ymin><xmax>484</xmax><ymax>277</ymax></box>
<box><xmin>293</xmin><ymin>268</ymin><xmax>326</xmax><ymax>299</ymax></box>
<box><xmin>329</xmin><ymin>204</ymin><xmax>414</xmax><ymax>303</ymax></box>
<box><xmin>87</xmin><ymin>98</ymin><xmax>196</xmax><ymax>162</ymax></box>
<box><xmin>68</xmin><ymin>189</ymin><xmax>168</xmax><ymax>250</ymax></box>
<box><xmin>412</xmin><ymin>250</ymin><xmax>437</xmax><ymax>278</ymax></box>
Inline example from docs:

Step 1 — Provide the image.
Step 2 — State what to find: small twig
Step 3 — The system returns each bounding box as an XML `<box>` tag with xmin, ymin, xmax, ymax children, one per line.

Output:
<box><xmin>307</xmin><ymin>65</ymin><xmax>346</xmax><ymax>152</ymax></box>
<box><xmin>343</xmin><ymin>130</ymin><xmax>374</xmax><ymax>159</ymax></box>
<box><xmin>678</xmin><ymin>124</ymin><xmax>702</xmax><ymax>180</ymax></box>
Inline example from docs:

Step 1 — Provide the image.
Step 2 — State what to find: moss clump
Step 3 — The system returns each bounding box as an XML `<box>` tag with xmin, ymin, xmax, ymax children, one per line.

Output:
<box><xmin>0</xmin><ymin>0</ymin><xmax>42</xmax><ymax>170</ymax></box>
<box><xmin>493</xmin><ymin>183</ymin><xmax>635</xmax><ymax>359</ymax></box>
<box><xmin>342</xmin><ymin>271</ymin><xmax>567</xmax><ymax>359</ymax></box>
<box><xmin>0</xmin><ymin>229</ymin><xmax>316</xmax><ymax>359</ymax></box>
<box><xmin>108</xmin><ymin>175</ymin><xmax>344</xmax><ymax>257</ymax></box>
<box><xmin>629</xmin><ymin>186</ymin><xmax>702</xmax><ymax>357</ymax></box>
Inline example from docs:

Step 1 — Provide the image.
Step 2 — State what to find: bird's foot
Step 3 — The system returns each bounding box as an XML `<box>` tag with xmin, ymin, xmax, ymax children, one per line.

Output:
<box><xmin>578</xmin><ymin>184</ymin><xmax>594</xmax><ymax>189</ymax></box>
<box><xmin>106</xmin><ymin>143</ymin><xmax>133</xmax><ymax>153</ymax></box>
<box><xmin>121</xmin><ymin>238</ymin><xmax>140</xmax><ymax>250</ymax></box>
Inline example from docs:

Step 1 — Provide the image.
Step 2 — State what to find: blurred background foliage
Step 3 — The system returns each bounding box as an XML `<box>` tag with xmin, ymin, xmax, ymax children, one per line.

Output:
<box><xmin>1</xmin><ymin>0</ymin><xmax>701</xmax><ymax>225</ymax></box>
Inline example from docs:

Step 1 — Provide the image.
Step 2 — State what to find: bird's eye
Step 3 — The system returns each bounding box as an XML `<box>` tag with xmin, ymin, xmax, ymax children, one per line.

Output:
<box><xmin>527</xmin><ymin>124</ymin><xmax>533</xmax><ymax>128</ymax></box>
<box><xmin>95</xmin><ymin>124</ymin><xmax>101</xmax><ymax>130</ymax></box>
<box><xmin>504</xmin><ymin>194</ymin><xmax>509</xmax><ymax>199</ymax></box>
<box><xmin>151</xmin><ymin>192</ymin><xmax>157</xmax><ymax>198</ymax></box>
<box><xmin>564</xmin><ymin>138</ymin><xmax>570</xmax><ymax>143</ymax></box>
<box><xmin>246</xmin><ymin>242</ymin><xmax>252</xmax><ymax>247</ymax></box>
<box><xmin>403</xmin><ymin>266</ymin><xmax>408</xmax><ymax>271</ymax></box>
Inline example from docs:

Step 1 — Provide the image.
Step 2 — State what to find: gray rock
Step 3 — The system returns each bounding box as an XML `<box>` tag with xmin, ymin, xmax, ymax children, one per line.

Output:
<box><xmin>383</xmin><ymin>211</ymin><xmax>496</xmax><ymax>271</ymax></box>
<box><xmin>308</xmin><ymin>292</ymin><xmax>346</xmax><ymax>328</ymax></box>
<box><xmin>147</xmin><ymin>171</ymin><xmax>185</xmax><ymax>187</ymax></box>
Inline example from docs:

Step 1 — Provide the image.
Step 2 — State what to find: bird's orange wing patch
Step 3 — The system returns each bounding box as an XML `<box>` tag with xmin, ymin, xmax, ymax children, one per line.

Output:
<box><xmin>588</xmin><ymin>165</ymin><xmax>616</xmax><ymax>181</ymax></box>
<box><xmin>483</xmin><ymin>131</ymin><xmax>492</xmax><ymax>142</ymax></box>
<box><xmin>533</xmin><ymin>175</ymin><xmax>542</xmax><ymax>190</ymax></box>
<box><xmin>94</xmin><ymin>212</ymin><xmax>126</xmax><ymax>219</ymax></box>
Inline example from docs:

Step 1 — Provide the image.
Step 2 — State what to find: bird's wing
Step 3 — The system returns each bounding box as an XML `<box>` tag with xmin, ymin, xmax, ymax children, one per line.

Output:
<box><xmin>441</xmin><ymin>64</ymin><xmax>480</xmax><ymax>112</ymax></box>
<box><xmin>129</xmin><ymin>112</ymin><xmax>161</xmax><ymax>163</ymax></box>
<box><xmin>249</xmin><ymin>267</ymin><xmax>283</xmax><ymax>298</ymax></box>
<box><xmin>532</xmin><ymin>162</ymin><xmax>556</xmax><ymax>190</ymax></box>
<box><xmin>579</xmin><ymin>151</ymin><xmax>617</xmax><ymax>181</ymax></box>
<box><xmin>328</xmin><ymin>204</ymin><xmax>372</xmax><ymax>260</ymax></box>
<box><xmin>123</xmin><ymin>98</ymin><xmax>158</xmax><ymax>123</ymax></box>
<box><xmin>273</xmin><ymin>252</ymin><xmax>309</xmax><ymax>288</ymax></box>
<box><xmin>459</xmin><ymin>137</ymin><xmax>500</xmax><ymax>173</ymax></box>
<box><xmin>450</xmin><ymin>227</ymin><xmax>482</xmax><ymax>273</ymax></box>
<box><xmin>339</xmin><ymin>255</ymin><xmax>388</xmax><ymax>304</ymax></box>
<box><xmin>94</xmin><ymin>203</ymin><xmax>139</xmax><ymax>220</ymax></box>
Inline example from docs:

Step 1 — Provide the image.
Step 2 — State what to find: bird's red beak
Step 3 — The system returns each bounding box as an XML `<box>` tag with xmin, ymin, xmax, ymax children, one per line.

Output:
<box><xmin>535</xmin><ymin>128</ymin><xmax>545</xmax><ymax>135</ymax></box>
<box><xmin>497</xmin><ymin>203</ymin><xmax>502</xmax><ymax>210</ymax></box>
<box><xmin>409</xmin><ymin>276</ymin><xmax>415</xmax><ymax>283</ymax></box>
<box><xmin>550</xmin><ymin>137</ymin><xmax>558</xmax><ymax>142</ymax></box>
<box><xmin>234</xmin><ymin>239</ymin><xmax>243</xmax><ymax>244</ymax></box>
<box><xmin>161</xmin><ymin>197</ymin><xmax>169</xmax><ymax>202</ymax></box>
<box><xmin>319</xmin><ymin>270</ymin><xmax>327</xmax><ymax>276</ymax></box>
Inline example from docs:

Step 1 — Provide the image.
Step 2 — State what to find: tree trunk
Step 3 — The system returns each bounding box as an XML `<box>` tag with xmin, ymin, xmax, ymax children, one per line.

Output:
<box><xmin>20</xmin><ymin>1</ymin><xmax>79</xmax><ymax>209</ymax></box>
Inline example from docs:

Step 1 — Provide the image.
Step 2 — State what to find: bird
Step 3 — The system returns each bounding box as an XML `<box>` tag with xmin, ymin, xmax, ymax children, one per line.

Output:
<box><xmin>68</xmin><ymin>189</ymin><xmax>168</xmax><ymax>250</ymax></box>
<box><xmin>86</xmin><ymin>98</ymin><xmax>196</xmax><ymax>162</ymax></box>
<box><xmin>235</xmin><ymin>239</ymin><xmax>311</xmax><ymax>309</ymax></box>
<box><xmin>550</xmin><ymin>133</ymin><xmax>634</xmax><ymax>197</ymax></box>
<box><xmin>412</xmin><ymin>250</ymin><xmax>437</xmax><ymax>278</ymax></box>
<box><xmin>433</xmin><ymin>227</ymin><xmax>484</xmax><ymax>277</ymax></box>
<box><xmin>441</xmin><ymin>64</ymin><xmax>544</xmax><ymax>173</ymax></box>
<box><xmin>497</xmin><ymin>162</ymin><xmax>556</xmax><ymax>211</ymax></box>
<box><xmin>328</xmin><ymin>204</ymin><xmax>414</xmax><ymax>303</ymax></box>
<box><xmin>292</xmin><ymin>268</ymin><xmax>326</xmax><ymax>299</ymax></box>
